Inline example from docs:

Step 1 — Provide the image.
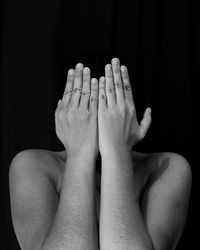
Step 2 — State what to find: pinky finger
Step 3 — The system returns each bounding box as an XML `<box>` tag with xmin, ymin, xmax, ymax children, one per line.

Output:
<box><xmin>139</xmin><ymin>107</ymin><xmax>152</xmax><ymax>138</ymax></box>
<box><xmin>55</xmin><ymin>100</ymin><xmax>61</xmax><ymax>128</ymax></box>
<box><xmin>55</xmin><ymin>99</ymin><xmax>61</xmax><ymax>117</ymax></box>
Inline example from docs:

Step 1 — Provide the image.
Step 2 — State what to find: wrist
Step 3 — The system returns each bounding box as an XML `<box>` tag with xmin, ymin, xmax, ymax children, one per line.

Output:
<box><xmin>66</xmin><ymin>141</ymin><xmax>99</xmax><ymax>157</ymax></box>
<box><xmin>100</xmin><ymin>145</ymin><xmax>132</xmax><ymax>160</ymax></box>
<box><xmin>66</xmin><ymin>148</ymin><xmax>97</xmax><ymax>163</ymax></box>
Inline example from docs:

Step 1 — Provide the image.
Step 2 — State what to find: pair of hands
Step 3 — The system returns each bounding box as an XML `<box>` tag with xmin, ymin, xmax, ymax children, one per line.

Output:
<box><xmin>55</xmin><ymin>58</ymin><xmax>152</xmax><ymax>158</ymax></box>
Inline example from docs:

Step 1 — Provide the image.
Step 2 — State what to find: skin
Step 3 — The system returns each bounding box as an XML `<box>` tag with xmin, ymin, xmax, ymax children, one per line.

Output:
<box><xmin>9</xmin><ymin>58</ymin><xmax>192</xmax><ymax>250</ymax></box>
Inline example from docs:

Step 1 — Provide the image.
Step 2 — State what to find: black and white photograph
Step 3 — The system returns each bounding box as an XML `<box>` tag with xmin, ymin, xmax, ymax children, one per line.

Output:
<box><xmin>0</xmin><ymin>0</ymin><xmax>198</xmax><ymax>249</ymax></box>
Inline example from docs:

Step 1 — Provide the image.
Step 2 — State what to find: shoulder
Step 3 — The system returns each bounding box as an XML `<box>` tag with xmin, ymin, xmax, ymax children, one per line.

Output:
<box><xmin>139</xmin><ymin>152</ymin><xmax>192</xmax><ymax>249</ymax></box>
<box><xmin>133</xmin><ymin>150</ymin><xmax>192</xmax><ymax>177</ymax></box>
<box><xmin>10</xmin><ymin>148</ymin><xmax>61</xmax><ymax>169</ymax></box>
<box><xmin>148</xmin><ymin>151</ymin><xmax>192</xmax><ymax>181</ymax></box>
<box><xmin>9</xmin><ymin>149</ymin><xmax>61</xmax><ymax>250</ymax></box>
<box><xmin>9</xmin><ymin>149</ymin><xmax>62</xmax><ymax>189</ymax></box>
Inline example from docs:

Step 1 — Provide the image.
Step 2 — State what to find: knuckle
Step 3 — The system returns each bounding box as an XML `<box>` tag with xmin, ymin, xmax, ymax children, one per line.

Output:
<box><xmin>115</xmin><ymin>81</ymin><xmax>123</xmax><ymax>89</ymax></box>
<box><xmin>58</xmin><ymin>110</ymin><xmax>65</xmax><ymax>121</ymax></box>
<box><xmin>91</xmin><ymin>86</ymin><xmax>98</xmax><ymax>92</ymax></box>
<box><xmin>90</xmin><ymin>95</ymin><xmax>97</xmax><ymax>103</ymax></box>
<box><xmin>100</xmin><ymin>94</ymin><xmax>106</xmax><ymax>100</ymax></box>
<box><xmin>73</xmin><ymin>87</ymin><xmax>81</xmax><ymax>94</ymax></box>
<box><xmin>106</xmin><ymin>87</ymin><xmax>115</xmax><ymax>94</ymax></box>
<box><xmin>124</xmin><ymin>84</ymin><xmax>132</xmax><ymax>91</ymax></box>
<box><xmin>67</xmin><ymin>110</ymin><xmax>76</xmax><ymax>122</ymax></box>
<box><xmin>119</xmin><ymin>103</ymin><xmax>126</xmax><ymax>113</ymax></box>
<box><xmin>81</xmin><ymin>91</ymin><xmax>90</xmax><ymax>98</ymax></box>
<box><xmin>106</xmin><ymin>73</ymin><xmax>113</xmax><ymax>79</ymax></box>
<box><xmin>63</xmin><ymin>89</ymin><xmax>72</xmax><ymax>96</ymax></box>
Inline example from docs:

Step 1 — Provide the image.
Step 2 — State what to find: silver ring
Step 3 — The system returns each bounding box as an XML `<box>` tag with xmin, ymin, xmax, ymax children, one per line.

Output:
<box><xmin>90</xmin><ymin>96</ymin><xmax>97</xmax><ymax>102</ymax></box>
<box><xmin>73</xmin><ymin>87</ymin><xmax>83</xmax><ymax>94</ymax></box>
<box><xmin>124</xmin><ymin>85</ymin><xmax>132</xmax><ymax>91</ymax></box>
<box><xmin>114</xmin><ymin>83</ymin><xmax>123</xmax><ymax>89</ymax></box>
<box><xmin>81</xmin><ymin>91</ymin><xmax>91</xmax><ymax>96</ymax></box>
<box><xmin>64</xmin><ymin>89</ymin><xmax>73</xmax><ymax>95</ymax></box>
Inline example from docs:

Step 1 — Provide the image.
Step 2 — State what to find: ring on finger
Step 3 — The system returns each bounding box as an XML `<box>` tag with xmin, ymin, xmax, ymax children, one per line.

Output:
<box><xmin>90</xmin><ymin>96</ymin><xmax>97</xmax><ymax>102</ymax></box>
<box><xmin>64</xmin><ymin>89</ymin><xmax>73</xmax><ymax>96</ymax></box>
<box><xmin>124</xmin><ymin>85</ymin><xmax>132</xmax><ymax>91</ymax></box>
<box><xmin>81</xmin><ymin>91</ymin><xmax>91</xmax><ymax>96</ymax></box>
<box><xmin>73</xmin><ymin>87</ymin><xmax>82</xmax><ymax>94</ymax></box>
<box><xmin>114</xmin><ymin>83</ymin><xmax>123</xmax><ymax>89</ymax></box>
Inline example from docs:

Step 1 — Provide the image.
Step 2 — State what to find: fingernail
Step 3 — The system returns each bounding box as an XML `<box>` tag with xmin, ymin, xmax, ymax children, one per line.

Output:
<box><xmin>106</xmin><ymin>64</ymin><xmax>111</xmax><ymax>71</ymax></box>
<box><xmin>92</xmin><ymin>78</ymin><xmax>97</xmax><ymax>84</ymax></box>
<box><xmin>76</xmin><ymin>63</ymin><xmax>83</xmax><ymax>69</ymax></box>
<box><xmin>112</xmin><ymin>58</ymin><xmax>119</xmax><ymax>65</ymax></box>
<box><xmin>68</xmin><ymin>69</ymin><xmax>74</xmax><ymax>75</ymax></box>
<box><xmin>121</xmin><ymin>66</ymin><xmax>127</xmax><ymax>72</ymax></box>
<box><xmin>83</xmin><ymin>67</ymin><xmax>89</xmax><ymax>74</ymax></box>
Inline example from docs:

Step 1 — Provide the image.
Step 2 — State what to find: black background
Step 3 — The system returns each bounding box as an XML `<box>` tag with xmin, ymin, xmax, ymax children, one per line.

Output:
<box><xmin>0</xmin><ymin>0</ymin><xmax>199</xmax><ymax>249</ymax></box>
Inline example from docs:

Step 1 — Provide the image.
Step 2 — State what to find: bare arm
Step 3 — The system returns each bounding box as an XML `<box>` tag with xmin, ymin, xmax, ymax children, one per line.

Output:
<box><xmin>98</xmin><ymin>58</ymin><xmax>153</xmax><ymax>249</ymax></box>
<box><xmin>9</xmin><ymin>150</ymin><xmax>99</xmax><ymax>250</ymax></box>
<box><xmin>41</xmin><ymin>153</ymin><xmax>99</xmax><ymax>250</ymax></box>
<box><xmin>9</xmin><ymin>64</ymin><xmax>100</xmax><ymax>250</ymax></box>
<box><xmin>43</xmin><ymin>64</ymin><xmax>100</xmax><ymax>249</ymax></box>
<box><xmin>98</xmin><ymin>58</ymin><xmax>192</xmax><ymax>249</ymax></box>
<box><xmin>96</xmin><ymin>57</ymin><xmax>192</xmax><ymax>249</ymax></box>
<box><xmin>100</xmin><ymin>149</ymin><xmax>192</xmax><ymax>250</ymax></box>
<box><xmin>100</xmin><ymin>147</ymin><xmax>154</xmax><ymax>250</ymax></box>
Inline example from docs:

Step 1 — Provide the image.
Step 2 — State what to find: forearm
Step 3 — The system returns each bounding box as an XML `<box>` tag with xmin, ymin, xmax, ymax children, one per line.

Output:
<box><xmin>100</xmin><ymin>147</ymin><xmax>154</xmax><ymax>250</ymax></box>
<box><xmin>41</xmin><ymin>153</ymin><xmax>99</xmax><ymax>250</ymax></box>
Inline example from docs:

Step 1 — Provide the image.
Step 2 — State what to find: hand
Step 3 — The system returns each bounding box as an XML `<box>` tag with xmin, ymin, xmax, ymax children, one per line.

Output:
<box><xmin>98</xmin><ymin>58</ymin><xmax>152</xmax><ymax>155</ymax></box>
<box><xmin>55</xmin><ymin>63</ymin><xmax>99</xmax><ymax>158</ymax></box>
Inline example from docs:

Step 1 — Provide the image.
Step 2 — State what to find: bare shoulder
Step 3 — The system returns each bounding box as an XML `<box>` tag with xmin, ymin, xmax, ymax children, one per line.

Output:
<box><xmin>138</xmin><ymin>151</ymin><xmax>192</xmax><ymax>249</ymax></box>
<box><xmin>9</xmin><ymin>149</ymin><xmax>63</xmax><ymax>193</ymax></box>
<box><xmin>9</xmin><ymin>149</ymin><xmax>62</xmax><ymax>250</ymax></box>
<box><xmin>133</xmin><ymin>150</ymin><xmax>192</xmax><ymax>178</ymax></box>
<box><xmin>146</xmin><ymin>151</ymin><xmax>192</xmax><ymax>181</ymax></box>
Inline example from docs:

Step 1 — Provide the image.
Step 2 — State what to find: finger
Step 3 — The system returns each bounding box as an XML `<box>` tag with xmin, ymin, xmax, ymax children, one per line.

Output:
<box><xmin>62</xmin><ymin>69</ymin><xmax>74</xmax><ymax>107</ymax></box>
<box><xmin>105</xmin><ymin>64</ymin><xmax>116</xmax><ymax>107</ymax></box>
<box><xmin>55</xmin><ymin>99</ymin><xmax>62</xmax><ymax>130</ymax></box>
<box><xmin>89</xmin><ymin>78</ymin><xmax>98</xmax><ymax>112</ymax></box>
<box><xmin>111</xmin><ymin>58</ymin><xmax>125</xmax><ymax>104</ymax></box>
<box><xmin>98</xmin><ymin>76</ymin><xmax>107</xmax><ymax>110</ymax></box>
<box><xmin>55</xmin><ymin>99</ymin><xmax>61</xmax><ymax>117</ymax></box>
<box><xmin>121</xmin><ymin>65</ymin><xmax>135</xmax><ymax>108</ymax></box>
<box><xmin>139</xmin><ymin>107</ymin><xmax>152</xmax><ymax>138</ymax></box>
<box><xmin>79</xmin><ymin>67</ymin><xmax>91</xmax><ymax>110</ymax></box>
<box><xmin>71</xmin><ymin>63</ymin><xmax>83</xmax><ymax>108</ymax></box>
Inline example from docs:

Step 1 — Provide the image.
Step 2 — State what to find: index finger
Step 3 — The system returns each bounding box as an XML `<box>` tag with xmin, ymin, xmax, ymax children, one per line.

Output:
<box><xmin>62</xmin><ymin>68</ymin><xmax>75</xmax><ymax>107</ymax></box>
<box><xmin>121</xmin><ymin>65</ymin><xmax>135</xmax><ymax>108</ymax></box>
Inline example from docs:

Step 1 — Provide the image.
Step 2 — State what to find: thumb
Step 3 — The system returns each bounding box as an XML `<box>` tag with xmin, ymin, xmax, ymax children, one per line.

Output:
<box><xmin>139</xmin><ymin>107</ymin><xmax>152</xmax><ymax>138</ymax></box>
